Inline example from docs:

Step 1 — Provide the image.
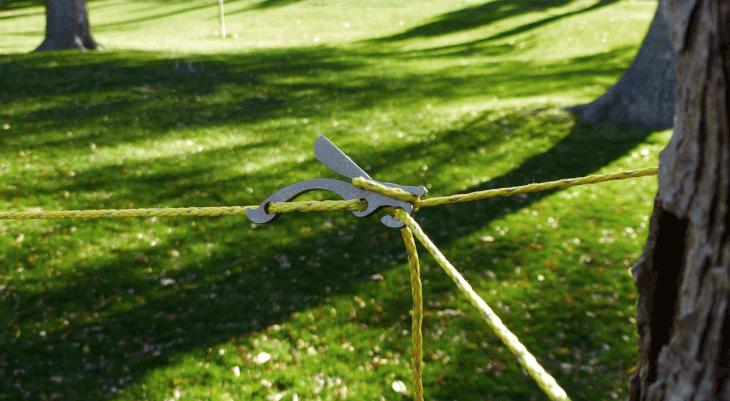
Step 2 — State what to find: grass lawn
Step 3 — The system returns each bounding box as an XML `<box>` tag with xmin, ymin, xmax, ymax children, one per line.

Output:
<box><xmin>0</xmin><ymin>0</ymin><xmax>668</xmax><ymax>400</ymax></box>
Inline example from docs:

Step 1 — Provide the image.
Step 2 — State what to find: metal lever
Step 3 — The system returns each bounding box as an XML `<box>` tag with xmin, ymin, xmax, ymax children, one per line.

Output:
<box><xmin>314</xmin><ymin>136</ymin><xmax>427</xmax><ymax>197</ymax></box>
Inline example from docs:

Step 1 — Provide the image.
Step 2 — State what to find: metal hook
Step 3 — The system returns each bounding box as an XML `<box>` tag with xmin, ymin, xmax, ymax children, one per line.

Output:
<box><xmin>245</xmin><ymin>136</ymin><xmax>424</xmax><ymax>228</ymax></box>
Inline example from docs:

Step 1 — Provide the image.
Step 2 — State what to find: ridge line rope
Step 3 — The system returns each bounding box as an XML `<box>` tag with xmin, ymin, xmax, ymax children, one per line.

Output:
<box><xmin>413</xmin><ymin>166</ymin><xmax>658</xmax><ymax>208</ymax></box>
<box><xmin>0</xmin><ymin>200</ymin><xmax>367</xmax><ymax>220</ymax></box>
<box><xmin>394</xmin><ymin>209</ymin><xmax>571</xmax><ymax>401</ymax></box>
<box><xmin>0</xmin><ymin>167</ymin><xmax>658</xmax><ymax>220</ymax></box>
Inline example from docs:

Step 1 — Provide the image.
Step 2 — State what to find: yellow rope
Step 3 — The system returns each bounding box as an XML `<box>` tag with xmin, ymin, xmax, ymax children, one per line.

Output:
<box><xmin>0</xmin><ymin>200</ymin><xmax>367</xmax><ymax>220</ymax></box>
<box><xmin>353</xmin><ymin>177</ymin><xmax>421</xmax><ymax>202</ymax></box>
<box><xmin>394</xmin><ymin>209</ymin><xmax>572</xmax><ymax>401</ymax></box>
<box><xmin>413</xmin><ymin>166</ymin><xmax>658</xmax><ymax>208</ymax></box>
<box><xmin>0</xmin><ymin>167</ymin><xmax>657</xmax><ymax>220</ymax></box>
<box><xmin>269</xmin><ymin>199</ymin><xmax>366</xmax><ymax>214</ymax></box>
<box><xmin>0</xmin><ymin>206</ymin><xmax>254</xmax><ymax>220</ymax></box>
<box><xmin>400</xmin><ymin>226</ymin><xmax>424</xmax><ymax>401</ymax></box>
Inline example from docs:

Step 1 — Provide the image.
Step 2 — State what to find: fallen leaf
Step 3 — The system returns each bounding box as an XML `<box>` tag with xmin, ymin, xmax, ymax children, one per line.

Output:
<box><xmin>391</xmin><ymin>380</ymin><xmax>407</xmax><ymax>394</ymax></box>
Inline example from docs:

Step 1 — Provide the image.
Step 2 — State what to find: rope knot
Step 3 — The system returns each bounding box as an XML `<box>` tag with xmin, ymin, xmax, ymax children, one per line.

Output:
<box><xmin>352</xmin><ymin>176</ymin><xmax>422</xmax><ymax>215</ymax></box>
<box><xmin>352</xmin><ymin>177</ymin><xmax>421</xmax><ymax>203</ymax></box>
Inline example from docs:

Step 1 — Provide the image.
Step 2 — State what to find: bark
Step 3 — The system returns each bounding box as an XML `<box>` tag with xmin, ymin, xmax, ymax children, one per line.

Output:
<box><xmin>629</xmin><ymin>0</ymin><xmax>730</xmax><ymax>400</ymax></box>
<box><xmin>566</xmin><ymin>1</ymin><xmax>676</xmax><ymax>130</ymax></box>
<box><xmin>34</xmin><ymin>0</ymin><xmax>101</xmax><ymax>52</ymax></box>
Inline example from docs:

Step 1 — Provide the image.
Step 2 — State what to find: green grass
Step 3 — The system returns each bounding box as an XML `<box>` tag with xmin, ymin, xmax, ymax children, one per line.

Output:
<box><xmin>0</xmin><ymin>0</ymin><xmax>666</xmax><ymax>400</ymax></box>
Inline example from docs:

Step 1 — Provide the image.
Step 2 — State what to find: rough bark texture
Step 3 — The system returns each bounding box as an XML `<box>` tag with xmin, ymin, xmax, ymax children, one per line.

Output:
<box><xmin>35</xmin><ymin>0</ymin><xmax>101</xmax><ymax>52</ymax></box>
<box><xmin>567</xmin><ymin>1</ymin><xmax>676</xmax><ymax>130</ymax></box>
<box><xmin>629</xmin><ymin>0</ymin><xmax>730</xmax><ymax>400</ymax></box>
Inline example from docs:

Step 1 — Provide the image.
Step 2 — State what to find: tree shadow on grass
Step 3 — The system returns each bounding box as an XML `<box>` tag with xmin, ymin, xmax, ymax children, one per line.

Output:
<box><xmin>372</xmin><ymin>0</ymin><xmax>620</xmax><ymax>59</ymax></box>
<box><xmin>373</xmin><ymin>0</ymin><xmax>579</xmax><ymax>42</ymax></box>
<box><xmin>0</xmin><ymin>0</ymin><xmax>127</xmax><ymax>22</ymax></box>
<box><xmin>0</xmin><ymin>8</ymin><xmax>42</xmax><ymax>21</ymax></box>
<box><xmin>94</xmin><ymin>0</ymin><xmax>249</xmax><ymax>31</ymax></box>
<box><xmin>405</xmin><ymin>0</ymin><xmax>619</xmax><ymax>59</ymax></box>
<box><xmin>0</xmin><ymin>0</ymin><xmax>43</xmax><ymax>11</ymax></box>
<box><xmin>246</xmin><ymin>0</ymin><xmax>306</xmax><ymax>11</ymax></box>
<box><xmin>0</xmin><ymin>48</ymin><xmax>365</xmax><ymax>150</ymax></box>
<box><xmin>223</xmin><ymin>0</ymin><xmax>306</xmax><ymax>16</ymax></box>
<box><xmin>0</xmin><ymin>44</ymin><xmax>638</xmax><ymax>153</ymax></box>
<box><xmin>483</xmin><ymin>0</ymin><xmax>612</xmax><ymax>43</ymax></box>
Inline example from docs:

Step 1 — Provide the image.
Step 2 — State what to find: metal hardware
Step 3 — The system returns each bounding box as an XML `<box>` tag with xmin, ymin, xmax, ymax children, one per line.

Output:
<box><xmin>245</xmin><ymin>135</ymin><xmax>426</xmax><ymax>228</ymax></box>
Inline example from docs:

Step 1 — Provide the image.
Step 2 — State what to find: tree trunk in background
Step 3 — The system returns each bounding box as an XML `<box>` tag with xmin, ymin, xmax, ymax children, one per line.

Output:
<box><xmin>629</xmin><ymin>0</ymin><xmax>730</xmax><ymax>400</ymax></box>
<box><xmin>34</xmin><ymin>0</ymin><xmax>101</xmax><ymax>52</ymax></box>
<box><xmin>566</xmin><ymin>1</ymin><xmax>676</xmax><ymax>130</ymax></box>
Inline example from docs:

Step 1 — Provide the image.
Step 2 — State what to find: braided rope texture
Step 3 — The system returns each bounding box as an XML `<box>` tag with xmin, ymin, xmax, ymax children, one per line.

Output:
<box><xmin>0</xmin><ymin>200</ymin><xmax>368</xmax><ymax>220</ymax></box>
<box><xmin>0</xmin><ymin>167</ymin><xmax>656</xmax><ymax>220</ymax></box>
<box><xmin>352</xmin><ymin>177</ymin><xmax>420</xmax><ymax>202</ymax></box>
<box><xmin>0</xmin><ymin>206</ymin><xmax>255</xmax><ymax>220</ymax></box>
<box><xmin>400</xmin><ymin>226</ymin><xmax>424</xmax><ymax>401</ymax></box>
<box><xmin>395</xmin><ymin>210</ymin><xmax>572</xmax><ymax>401</ymax></box>
<box><xmin>413</xmin><ymin>166</ymin><xmax>658</xmax><ymax>208</ymax></box>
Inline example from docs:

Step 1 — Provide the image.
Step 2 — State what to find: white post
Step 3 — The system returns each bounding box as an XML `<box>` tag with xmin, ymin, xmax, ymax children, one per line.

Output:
<box><xmin>218</xmin><ymin>0</ymin><xmax>226</xmax><ymax>38</ymax></box>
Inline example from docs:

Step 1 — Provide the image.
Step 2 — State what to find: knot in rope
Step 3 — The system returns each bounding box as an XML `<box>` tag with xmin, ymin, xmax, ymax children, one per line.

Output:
<box><xmin>352</xmin><ymin>177</ymin><xmax>422</xmax><ymax>216</ymax></box>
<box><xmin>352</xmin><ymin>177</ymin><xmax>422</xmax><ymax>203</ymax></box>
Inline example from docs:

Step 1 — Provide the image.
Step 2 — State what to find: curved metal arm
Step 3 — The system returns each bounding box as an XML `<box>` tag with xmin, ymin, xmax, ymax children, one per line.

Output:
<box><xmin>314</xmin><ymin>135</ymin><xmax>427</xmax><ymax>197</ymax></box>
<box><xmin>245</xmin><ymin>178</ymin><xmax>412</xmax><ymax>228</ymax></box>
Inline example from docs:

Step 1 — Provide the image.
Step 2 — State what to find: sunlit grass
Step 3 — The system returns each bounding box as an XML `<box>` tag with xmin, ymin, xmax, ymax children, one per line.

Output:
<box><xmin>0</xmin><ymin>0</ymin><xmax>664</xmax><ymax>400</ymax></box>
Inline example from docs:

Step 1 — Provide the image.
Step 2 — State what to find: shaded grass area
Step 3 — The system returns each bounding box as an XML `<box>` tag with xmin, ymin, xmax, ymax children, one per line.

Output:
<box><xmin>0</xmin><ymin>1</ymin><xmax>664</xmax><ymax>400</ymax></box>
<box><xmin>0</xmin><ymin>0</ymin><xmax>43</xmax><ymax>11</ymax></box>
<box><xmin>1</xmin><ymin>44</ymin><xmax>640</xmax><ymax>141</ymax></box>
<box><xmin>376</xmin><ymin>0</ymin><xmax>580</xmax><ymax>42</ymax></box>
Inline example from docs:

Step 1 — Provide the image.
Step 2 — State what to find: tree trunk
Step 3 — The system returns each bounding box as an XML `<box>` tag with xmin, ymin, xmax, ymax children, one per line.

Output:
<box><xmin>34</xmin><ymin>0</ymin><xmax>101</xmax><ymax>52</ymax></box>
<box><xmin>566</xmin><ymin>1</ymin><xmax>676</xmax><ymax>130</ymax></box>
<box><xmin>629</xmin><ymin>0</ymin><xmax>730</xmax><ymax>400</ymax></box>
